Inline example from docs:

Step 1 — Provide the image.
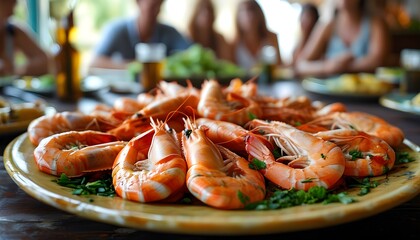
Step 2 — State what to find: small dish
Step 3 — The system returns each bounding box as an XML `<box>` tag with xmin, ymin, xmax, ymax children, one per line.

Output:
<box><xmin>379</xmin><ymin>91</ymin><xmax>420</xmax><ymax>116</ymax></box>
<box><xmin>302</xmin><ymin>76</ymin><xmax>392</xmax><ymax>101</ymax></box>
<box><xmin>0</xmin><ymin>104</ymin><xmax>56</xmax><ymax>136</ymax></box>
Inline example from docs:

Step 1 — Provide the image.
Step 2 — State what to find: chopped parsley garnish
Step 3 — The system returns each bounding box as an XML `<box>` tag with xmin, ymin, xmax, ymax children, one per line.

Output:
<box><xmin>272</xmin><ymin>148</ymin><xmax>282</xmax><ymax>159</ymax></box>
<box><xmin>349</xmin><ymin>149</ymin><xmax>363</xmax><ymax>160</ymax></box>
<box><xmin>321</xmin><ymin>153</ymin><xmax>326</xmax><ymax>159</ymax></box>
<box><xmin>301</xmin><ymin>178</ymin><xmax>317</xmax><ymax>183</ymax></box>
<box><xmin>245</xmin><ymin>186</ymin><xmax>354</xmax><ymax>210</ymax></box>
<box><xmin>53</xmin><ymin>172</ymin><xmax>115</xmax><ymax>198</ymax></box>
<box><xmin>395</xmin><ymin>151</ymin><xmax>415</xmax><ymax>164</ymax></box>
<box><xmin>249</xmin><ymin>158</ymin><xmax>267</xmax><ymax>170</ymax></box>
<box><xmin>248</xmin><ymin>112</ymin><xmax>257</xmax><ymax>120</ymax></box>
<box><xmin>238</xmin><ymin>191</ymin><xmax>251</xmax><ymax>205</ymax></box>
<box><xmin>345</xmin><ymin>177</ymin><xmax>379</xmax><ymax>196</ymax></box>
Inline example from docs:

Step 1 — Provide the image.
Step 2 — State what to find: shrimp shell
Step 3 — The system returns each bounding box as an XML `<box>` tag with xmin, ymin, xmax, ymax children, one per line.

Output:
<box><xmin>245</xmin><ymin>119</ymin><xmax>345</xmax><ymax>191</ymax></box>
<box><xmin>197</xmin><ymin>79</ymin><xmax>261</xmax><ymax>126</ymax></box>
<box><xmin>33</xmin><ymin>130</ymin><xmax>126</xmax><ymax>177</ymax></box>
<box><xmin>314</xmin><ymin>129</ymin><xmax>396</xmax><ymax>177</ymax></box>
<box><xmin>112</xmin><ymin>119</ymin><xmax>187</xmax><ymax>203</ymax></box>
<box><xmin>28</xmin><ymin>111</ymin><xmax>115</xmax><ymax>146</ymax></box>
<box><xmin>182</xmin><ymin>117</ymin><xmax>266</xmax><ymax>209</ymax></box>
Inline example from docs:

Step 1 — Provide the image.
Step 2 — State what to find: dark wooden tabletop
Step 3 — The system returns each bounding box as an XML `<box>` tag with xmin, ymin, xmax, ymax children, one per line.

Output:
<box><xmin>1</xmin><ymin>81</ymin><xmax>419</xmax><ymax>240</ymax></box>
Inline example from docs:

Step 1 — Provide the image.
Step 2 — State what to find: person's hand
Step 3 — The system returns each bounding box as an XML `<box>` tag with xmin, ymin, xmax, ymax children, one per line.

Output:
<box><xmin>324</xmin><ymin>52</ymin><xmax>354</xmax><ymax>75</ymax></box>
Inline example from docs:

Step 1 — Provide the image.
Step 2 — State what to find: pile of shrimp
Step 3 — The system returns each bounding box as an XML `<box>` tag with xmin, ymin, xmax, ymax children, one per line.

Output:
<box><xmin>27</xmin><ymin>78</ymin><xmax>405</xmax><ymax>209</ymax></box>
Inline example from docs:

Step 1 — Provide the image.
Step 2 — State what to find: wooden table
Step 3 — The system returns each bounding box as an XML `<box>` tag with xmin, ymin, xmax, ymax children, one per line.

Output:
<box><xmin>1</xmin><ymin>81</ymin><xmax>419</xmax><ymax>239</ymax></box>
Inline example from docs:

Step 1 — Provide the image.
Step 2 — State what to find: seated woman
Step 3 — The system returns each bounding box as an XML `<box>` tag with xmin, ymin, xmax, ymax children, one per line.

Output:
<box><xmin>0</xmin><ymin>0</ymin><xmax>49</xmax><ymax>77</ymax></box>
<box><xmin>294</xmin><ymin>0</ymin><xmax>390</xmax><ymax>78</ymax></box>
<box><xmin>186</xmin><ymin>0</ymin><xmax>231</xmax><ymax>61</ymax></box>
<box><xmin>231</xmin><ymin>0</ymin><xmax>282</xmax><ymax>71</ymax></box>
<box><xmin>88</xmin><ymin>0</ymin><xmax>192</xmax><ymax>70</ymax></box>
<box><xmin>291</xmin><ymin>3</ymin><xmax>320</xmax><ymax>66</ymax></box>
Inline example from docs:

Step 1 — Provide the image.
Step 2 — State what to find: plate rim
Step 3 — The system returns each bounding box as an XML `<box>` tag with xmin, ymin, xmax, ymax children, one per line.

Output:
<box><xmin>3</xmin><ymin>133</ymin><xmax>420</xmax><ymax>235</ymax></box>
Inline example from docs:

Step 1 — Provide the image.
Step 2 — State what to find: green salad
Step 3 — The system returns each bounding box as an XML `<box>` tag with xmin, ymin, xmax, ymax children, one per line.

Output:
<box><xmin>163</xmin><ymin>44</ymin><xmax>246</xmax><ymax>79</ymax></box>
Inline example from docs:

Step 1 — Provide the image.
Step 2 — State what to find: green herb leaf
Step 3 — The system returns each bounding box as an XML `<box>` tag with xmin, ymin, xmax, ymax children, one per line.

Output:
<box><xmin>349</xmin><ymin>149</ymin><xmax>363</xmax><ymax>160</ymax></box>
<box><xmin>301</xmin><ymin>178</ymin><xmax>317</xmax><ymax>183</ymax></box>
<box><xmin>272</xmin><ymin>148</ymin><xmax>282</xmax><ymax>159</ymax></box>
<box><xmin>346</xmin><ymin>177</ymin><xmax>379</xmax><ymax>196</ymax></box>
<box><xmin>395</xmin><ymin>151</ymin><xmax>415</xmax><ymax>164</ymax></box>
<box><xmin>245</xmin><ymin>186</ymin><xmax>354</xmax><ymax>210</ymax></box>
<box><xmin>238</xmin><ymin>191</ymin><xmax>251</xmax><ymax>205</ymax></box>
<box><xmin>248</xmin><ymin>112</ymin><xmax>257</xmax><ymax>120</ymax></box>
<box><xmin>53</xmin><ymin>172</ymin><xmax>115</xmax><ymax>197</ymax></box>
<box><xmin>248</xmin><ymin>158</ymin><xmax>266</xmax><ymax>170</ymax></box>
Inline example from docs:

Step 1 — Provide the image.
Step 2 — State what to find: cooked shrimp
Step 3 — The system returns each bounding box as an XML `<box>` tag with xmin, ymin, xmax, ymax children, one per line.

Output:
<box><xmin>158</xmin><ymin>80</ymin><xmax>200</xmax><ymax>97</ymax></box>
<box><xmin>197</xmin><ymin>79</ymin><xmax>261</xmax><ymax>126</ymax></box>
<box><xmin>112</xmin><ymin>119</ymin><xmax>187</xmax><ymax>203</ymax></box>
<box><xmin>33</xmin><ymin>130</ymin><xmax>126</xmax><ymax>177</ymax></box>
<box><xmin>182</xmin><ymin>117</ymin><xmax>266</xmax><ymax>209</ymax></box>
<box><xmin>136</xmin><ymin>93</ymin><xmax>199</xmax><ymax>120</ymax></box>
<box><xmin>113</xmin><ymin>97</ymin><xmax>147</xmax><ymax>113</ymax></box>
<box><xmin>27</xmin><ymin>111</ymin><xmax>115</xmax><ymax>146</ymax></box>
<box><xmin>257</xmin><ymin>96</ymin><xmax>317</xmax><ymax>125</ymax></box>
<box><xmin>314</xmin><ymin>102</ymin><xmax>347</xmax><ymax>117</ymax></box>
<box><xmin>195</xmin><ymin>117</ymin><xmax>272</xmax><ymax>157</ymax></box>
<box><xmin>107</xmin><ymin>114</ymin><xmax>186</xmax><ymax>141</ymax></box>
<box><xmin>224</xmin><ymin>78</ymin><xmax>258</xmax><ymax>98</ymax></box>
<box><xmin>303</xmin><ymin>112</ymin><xmax>405</xmax><ymax>148</ymax></box>
<box><xmin>136</xmin><ymin>91</ymin><xmax>158</xmax><ymax>106</ymax></box>
<box><xmin>106</xmin><ymin>117</ymin><xmax>153</xmax><ymax>141</ymax></box>
<box><xmin>314</xmin><ymin>129</ymin><xmax>396</xmax><ymax>177</ymax></box>
<box><xmin>245</xmin><ymin>119</ymin><xmax>345</xmax><ymax>191</ymax></box>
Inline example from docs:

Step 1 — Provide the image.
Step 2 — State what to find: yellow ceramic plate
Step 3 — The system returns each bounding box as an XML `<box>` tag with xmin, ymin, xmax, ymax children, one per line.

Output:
<box><xmin>0</xmin><ymin>106</ymin><xmax>56</xmax><ymax>136</ymax></box>
<box><xmin>3</xmin><ymin>134</ymin><xmax>420</xmax><ymax>235</ymax></box>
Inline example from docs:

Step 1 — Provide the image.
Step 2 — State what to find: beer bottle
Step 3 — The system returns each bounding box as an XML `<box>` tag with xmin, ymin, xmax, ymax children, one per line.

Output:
<box><xmin>259</xmin><ymin>45</ymin><xmax>276</xmax><ymax>84</ymax></box>
<box><xmin>54</xmin><ymin>9</ymin><xmax>82</xmax><ymax>102</ymax></box>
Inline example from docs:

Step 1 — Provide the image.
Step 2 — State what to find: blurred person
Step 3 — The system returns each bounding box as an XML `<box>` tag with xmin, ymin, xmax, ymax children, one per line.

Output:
<box><xmin>232</xmin><ymin>0</ymin><xmax>282</xmax><ymax>71</ymax></box>
<box><xmin>88</xmin><ymin>0</ymin><xmax>192</xmax><ymax>70</ymax></box>
<box><xmin>291</xmin><ymin>3</ymin><xmax>319</xmax><ymax>66</ymax></box>
<box><xmin>0</xmin><ymin>0</ymin><xmax>49</xmax><ymax>77</ymax></box>
<box><xmin>294</xmin><ymin>0</ymin><xmax>390</xmax><ymax>78</ymax></box>
<box><xmin>187</xmin><ymin>0</ymin><xmax>231</xmax><ymax>61</ymax></box>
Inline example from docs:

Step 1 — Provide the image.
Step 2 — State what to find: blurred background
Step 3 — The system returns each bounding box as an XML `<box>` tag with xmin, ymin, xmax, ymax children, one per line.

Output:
<box><xmin>10</xmin><ymin>0</ymin><xmax>420</xmax><ymax>76</ymax></box>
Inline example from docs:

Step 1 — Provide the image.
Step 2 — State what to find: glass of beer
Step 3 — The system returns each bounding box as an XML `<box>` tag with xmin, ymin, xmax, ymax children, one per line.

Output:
<box><xmin>135</xmin><ymin>43</ymin><xmax>166</xmax><ymax>92</ymax></box>
<box><xmin>400</xmin><ymin>49</ymin><xmax>420</xmax><ymax>94</ymax></box>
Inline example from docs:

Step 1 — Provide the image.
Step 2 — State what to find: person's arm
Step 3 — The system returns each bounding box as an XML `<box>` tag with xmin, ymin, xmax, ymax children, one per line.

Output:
<box><xmin>88</xmin><ymin>20</ymin><xmax>132</xmax><ymax>70</ymax></box>
<box><xmin>13</xmin><ymin>24</ymin><xmax>49</xmax><ymax>76</ymax></box>
<box><xmin>346</xmin><ymin>17</ymin><xmax>390</xmax><ymax>73</ymax></box>
<box><xmin>294</xmin><ymin>21</ymin><xmax>354</xmax><ymax>78</ymax></box>
<box><xmin>268</xmin><ymin>32</ymin><xmax>282</xmax><ymax>66</ymax></box>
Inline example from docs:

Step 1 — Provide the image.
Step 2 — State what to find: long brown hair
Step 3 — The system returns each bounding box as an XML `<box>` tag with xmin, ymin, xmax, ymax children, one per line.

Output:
<box><xmin>187</xmin><ymin>0</ymin><xmax>217</xmax><ymax>51</ymax></box>
<box><xmin>234</xmin><ymin>0</ymin><xmax>269</xmax><ymax>43</ymax></box>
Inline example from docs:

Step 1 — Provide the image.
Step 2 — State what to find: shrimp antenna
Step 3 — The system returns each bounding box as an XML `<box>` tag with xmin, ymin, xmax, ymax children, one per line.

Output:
<box><xmin>246</xmin><ymin>75</ymin><xmax>258</xmax><ymax>84</ymax></box>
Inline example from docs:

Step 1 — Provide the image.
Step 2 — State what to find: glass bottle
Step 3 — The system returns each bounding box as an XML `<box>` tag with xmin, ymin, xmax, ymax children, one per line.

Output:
<box><xmin>259</xmin><ymin>45</ymin><xmax>277</xmax><ymax>84</ymax></box>
<box><xmin>54</xmin><ymin>9</ymin><xmax>82</xmax><ymax>102</ymax></box>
